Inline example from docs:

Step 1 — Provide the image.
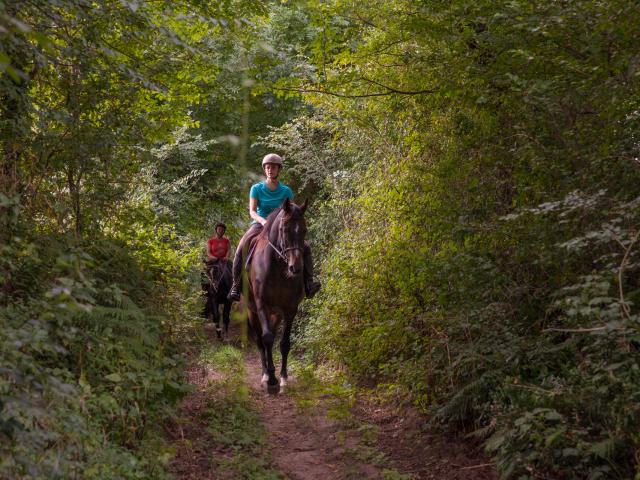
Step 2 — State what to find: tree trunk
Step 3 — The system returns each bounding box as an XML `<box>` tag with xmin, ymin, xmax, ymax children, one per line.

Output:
<box><xmin>67</xmin><ymin>166</ymin><xmax>83</xmax><ymax>237</ymax></box>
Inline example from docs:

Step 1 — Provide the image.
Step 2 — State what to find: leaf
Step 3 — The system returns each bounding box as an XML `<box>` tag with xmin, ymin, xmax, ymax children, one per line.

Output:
<box><xmin>544</xmin><ymin>428</ymin><xmax>564</xmax><ymax>448</ymax></box>
<box><xmin>105</xmin><ymin>373</ymin><xmax>122</xmax><ymax>382</ymax></box>
<box><xmin>589</xmin><ymin>438</ymin><xmax>615</xmax><ymax>459</ymax></box>
<box><xmin>562</xmin><ymin>448</ymin><xmax>580</xmax><ymax>458</ymax></box>
<box><xmin>544</xmin><ymin>410</ymin><xmax>562</xmax><ymax>422</ymax></box>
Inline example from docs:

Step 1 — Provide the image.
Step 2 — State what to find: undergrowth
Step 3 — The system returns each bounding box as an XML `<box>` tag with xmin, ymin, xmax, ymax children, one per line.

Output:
<box><xmin>0</xmin><ymin>198</ymin><xmax>194</xmax><ymax>479</ymax></box>
<box><xmin>283</xmin><ymin>1</ymin><xmax>640</xmax><ymax>477</ymax></box>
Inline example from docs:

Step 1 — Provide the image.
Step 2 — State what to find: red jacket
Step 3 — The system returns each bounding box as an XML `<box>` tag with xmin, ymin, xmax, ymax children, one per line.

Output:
<box><xmin>208</xmin><ymin>236</ymin><xmax>230</xmax><ymax>259</ymax></box>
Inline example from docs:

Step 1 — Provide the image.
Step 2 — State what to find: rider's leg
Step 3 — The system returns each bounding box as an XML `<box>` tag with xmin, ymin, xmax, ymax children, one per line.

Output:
<box><xmin>228</xmin><ymin>224</ymin><xmax>262</xmax><ymax>301</ymax></box>
<box><xmin>303</xmin><ymin>242</ymin><xmax>321</xmax><ymax>298</ymax></box>
<box><xmin>227</xmin><ymin>246</ymin><xmax>244</xmax><ymax>301</ymax></box>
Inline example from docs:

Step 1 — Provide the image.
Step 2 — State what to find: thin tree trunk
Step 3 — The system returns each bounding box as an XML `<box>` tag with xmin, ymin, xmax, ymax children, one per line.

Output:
<box><xmin>67</xmin><ymin>166</ymin><xmax>83</xmax><ymax>237</ymax></box>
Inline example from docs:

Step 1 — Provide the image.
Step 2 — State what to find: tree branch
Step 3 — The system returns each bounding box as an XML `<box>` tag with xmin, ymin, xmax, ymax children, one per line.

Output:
<box><xmin>273</xmin><ymin>83</ymin><xmax>435</xmax><ymax>98</ymax></box>
<box><xmin>543</xmin><ymin>326</ymin><xmax>609</xmax><ymax>333</ymax></box>
<box><xmin>359</xmin><ymin>76</ymin><xmax>435</xmax><ymax>95</ymax></box>
<box><xmin>616</xmin><ymin>230</ymin><xmax>640</xmax><ymax>321</ymax></box>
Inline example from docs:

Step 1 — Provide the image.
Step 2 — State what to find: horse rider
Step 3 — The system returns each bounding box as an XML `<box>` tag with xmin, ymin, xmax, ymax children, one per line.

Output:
<box><xmin>204</xmin><ymin>221</ymin><xmax>231</xmax><ymax>282</ymax></box>
<box><xmin>207</xmin><ymin>222</ymin><xmax>230</xmax><ymax>264</ymax></box>
<box><xmin>227</xmin><ymin>153</ymin><xmax>321</xmax><ymax>302</ymax></box>
<box><xmin>201</xmin><ymin>222</ymin><xmax>230</xmax><ymax>316</ymax></box>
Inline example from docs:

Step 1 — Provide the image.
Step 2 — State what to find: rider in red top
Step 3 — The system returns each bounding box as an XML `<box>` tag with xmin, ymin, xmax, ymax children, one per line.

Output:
<box><xmin>207</xmin><ymin>223</ymin><xmax>230</xmax><ymax>261</ymax></box>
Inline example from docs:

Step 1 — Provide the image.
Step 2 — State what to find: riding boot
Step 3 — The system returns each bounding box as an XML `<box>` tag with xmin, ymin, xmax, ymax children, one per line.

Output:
<box><xmin>227</xmin><ymin>249</ymin><xmax>243</xmax><ymax>302</ymax></box>
<box><xmin>303</xmin><ymin>243</ymin><xmax>321</xmax><ymax>298</ymax></box>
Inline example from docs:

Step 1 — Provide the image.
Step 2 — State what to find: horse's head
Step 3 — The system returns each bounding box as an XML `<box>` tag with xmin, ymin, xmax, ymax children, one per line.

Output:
<box><xmin>279</xmin><ymin>198</ymin><xmax>307</xmax><ymax>277</ymax></box>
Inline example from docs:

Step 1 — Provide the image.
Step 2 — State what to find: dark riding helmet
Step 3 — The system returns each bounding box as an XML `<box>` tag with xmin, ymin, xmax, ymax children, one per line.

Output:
<box><xmin>215</xmin><ymin>222</ymin><xmax>226</xmax><ymax>231</ymax></box>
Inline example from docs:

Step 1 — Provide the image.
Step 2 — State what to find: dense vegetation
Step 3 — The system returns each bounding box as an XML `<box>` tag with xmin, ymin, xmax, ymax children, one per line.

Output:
<box><xmin>0</xmin><ymin>0</ymin><xmax>271</xmax><ymax>477</ymax></box>
<box><xmin>281</xmin><ymin>1</ymin><xmax>640</xmax><ymax>478</ymax></box>
<box><xmin>2</xmin><ymin>0</ymin><xmax>639</xmax><ymax>478</ymax></box>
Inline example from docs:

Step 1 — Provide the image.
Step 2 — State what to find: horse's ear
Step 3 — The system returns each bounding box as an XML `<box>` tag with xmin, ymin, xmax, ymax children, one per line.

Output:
<box><xmin>283</xmin><ymin>197</ymin><xmax>292</xmax><ymax>213</ymax></box>
<box><xmin>300</xmin><ymin>199</ymin><xmax>308</xmax><ymax>214</ymax></box>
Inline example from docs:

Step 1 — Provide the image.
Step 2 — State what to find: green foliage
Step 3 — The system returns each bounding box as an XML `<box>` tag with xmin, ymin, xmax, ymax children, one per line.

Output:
<box><xmin>1</xmin><ymin>1</ymin><xmax>319</xmax><ymax>473</ymax></box>
<box><xmin>284</xmin><ymin>0</ymin><xmax>640</xmax><ymax>478</ymax></box>
<box><xmin>382</xmin><ymin>470</ymin><xmax>411</xmax><ymax>480</ymax></box>
<box><xmin>4</xmin><ymin>0</ymin><xmax>640</xmax><ymax>477</ymax></box>
<box><xmin>0</xmin><ymin>203</ymin><xmax>190</xmax><ymax>478</ymax></box>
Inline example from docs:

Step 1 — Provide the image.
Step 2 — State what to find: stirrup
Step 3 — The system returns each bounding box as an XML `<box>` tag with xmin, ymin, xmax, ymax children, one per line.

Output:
<box><xmin>227</xmin><ymin>284</ymin><xmax>241</xmax><ymax>302</ymax></box>
<box><xmin>305</xmin><ymin>280</ymin><xmax>321</xmax><ymax>299</ymax></box>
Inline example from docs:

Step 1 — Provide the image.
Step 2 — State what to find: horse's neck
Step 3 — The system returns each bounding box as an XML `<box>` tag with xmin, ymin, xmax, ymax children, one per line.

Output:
<box><xmin>267</xmin><ymin>214</ymin><xmax>282</xmax><ymax>248</ymax></box>
<box><xmin>260</xmin><ymin>215</ymin><xmax>285</xmax><ymax>269</ymax></box>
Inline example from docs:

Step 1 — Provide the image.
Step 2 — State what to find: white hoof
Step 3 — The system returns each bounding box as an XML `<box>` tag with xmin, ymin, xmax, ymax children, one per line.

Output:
<box><xmin>261</xmin><ymin>374</ymin><xmax>269</xmax><ymax>384</ymax></box>
<box><xmin>280</xmin><ymin>377</ymin><xmax>287</xmax><ymax>388</ymax></box>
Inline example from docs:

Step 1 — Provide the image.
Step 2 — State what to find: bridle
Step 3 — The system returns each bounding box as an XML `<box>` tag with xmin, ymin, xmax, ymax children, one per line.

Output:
<box><xmin>205</xmin><ymin>263</ymin><xmax>225</xmax><ymax>293</ymax></box>
<box><xmin>268</xmin><ymin>214</ymin><xmax>304</xmax><ymax>263</ymax></box>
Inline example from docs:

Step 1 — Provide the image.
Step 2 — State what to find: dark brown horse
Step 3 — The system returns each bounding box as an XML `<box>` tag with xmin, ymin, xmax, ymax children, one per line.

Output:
<box><xmin>246</xmin><ymin>198</ymin><xmax>307</xmax><ymax>394</ymax></box>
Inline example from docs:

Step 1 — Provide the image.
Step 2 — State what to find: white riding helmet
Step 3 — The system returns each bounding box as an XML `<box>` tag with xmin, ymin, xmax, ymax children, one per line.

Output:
<box><xmin>262</xmin><ymin>153</ymin><xmax>283</xmax><ymax>167</ymax></box>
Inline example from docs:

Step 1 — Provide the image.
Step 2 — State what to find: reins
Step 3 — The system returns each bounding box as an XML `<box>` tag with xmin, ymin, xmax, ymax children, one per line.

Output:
<box><xmin>267</xmin><ymin>240</ymin><xmax>288</xmax><ymax>262</ymax></box>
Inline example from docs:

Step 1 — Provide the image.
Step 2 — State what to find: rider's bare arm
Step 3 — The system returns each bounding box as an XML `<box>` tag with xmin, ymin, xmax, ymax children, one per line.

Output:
<box><xmin>249</xmin><ymin>197</ymin><xmax>267</xmax><ymax>226</ymax></box>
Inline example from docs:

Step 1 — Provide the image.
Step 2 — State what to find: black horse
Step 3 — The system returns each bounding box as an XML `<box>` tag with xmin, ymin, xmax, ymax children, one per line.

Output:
<box><xmin>203</xmin><ymin>259</ymin><xmax>232</xmax><ymax>339</ymax></box>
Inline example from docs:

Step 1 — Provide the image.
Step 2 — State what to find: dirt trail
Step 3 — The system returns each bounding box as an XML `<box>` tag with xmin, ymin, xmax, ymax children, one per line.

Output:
<box><xmin>166</xmin><ymin>347</ymin><xmax>227</xmax><ymax>480</ymax></box>
<box><xmin>168</xmin><ymin>320</ymin><xmax>497</xmax><ymax>479</ymax></box>
<box><xmin>245</xmin><ymin>350</ymin><xmax>384</xmax><ymax>480</ymax></box>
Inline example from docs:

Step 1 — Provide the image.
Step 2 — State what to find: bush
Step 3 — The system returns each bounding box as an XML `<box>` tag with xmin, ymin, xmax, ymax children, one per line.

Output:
<box><xmin>0</xmin><ymin>198</ymin><xmax>188</xmax><ymax>479</ymax></box>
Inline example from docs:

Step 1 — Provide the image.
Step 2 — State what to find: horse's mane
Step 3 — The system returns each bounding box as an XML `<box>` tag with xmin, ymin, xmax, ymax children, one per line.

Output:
<box><xmin>258</xmin><ymin>206</ymin><xmax>283</xmax><ymax>239</ymax></box>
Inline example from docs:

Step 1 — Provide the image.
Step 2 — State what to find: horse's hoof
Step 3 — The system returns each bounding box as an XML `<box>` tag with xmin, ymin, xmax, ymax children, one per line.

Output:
<box><xmin>261</xmin><ymin>374</ymin><xmax>269</xmax><ymax>385</ymax></box>
<box><xmin>280</xmin><ymin>377</ymin><xmax>287</xmax><ymax>387</ymax></box>
<box><xmin>267</xmin><ymin>382</ymin><xmax>280</xmax><ymax>395</ymax></box>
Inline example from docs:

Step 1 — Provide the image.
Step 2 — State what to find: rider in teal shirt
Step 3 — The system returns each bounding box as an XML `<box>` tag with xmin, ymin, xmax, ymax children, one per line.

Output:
<box><xmin>249</xmin><ymin>181</ymin><xmax>293</xmax><ymax>223</ymax></box>
<box><xmin>227</xmin><ymin>153</ymin><xmax>321</xmax><ymax>301</ymax></box>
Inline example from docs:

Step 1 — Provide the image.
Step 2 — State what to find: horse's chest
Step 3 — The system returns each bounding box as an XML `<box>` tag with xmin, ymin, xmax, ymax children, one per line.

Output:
<box><xmin>258</xmin><ymin>269</ymin><xmax>303</xmax><ymax>305</ymax></box>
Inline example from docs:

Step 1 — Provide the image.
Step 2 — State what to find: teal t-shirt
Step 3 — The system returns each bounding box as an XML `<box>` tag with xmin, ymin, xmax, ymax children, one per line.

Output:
<box><xmin>249</xmin><ymin>181</ymin><xmax>294</xmax><ymax>223</ymax></box>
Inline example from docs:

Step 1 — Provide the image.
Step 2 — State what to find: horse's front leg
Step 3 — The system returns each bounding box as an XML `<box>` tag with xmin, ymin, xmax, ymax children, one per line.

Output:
<box><xmin>248</xmin><ymin>311</ymin><xmax>268</xmax><ymax>381</ymax></box>
<box><xmin>255</xmin><ymin>300</ymin><xmax>279</xmax><ymax>394</ymax></box>
<box><xmin>279</xmin><ymin>313</ymin><xmax>296</xmax><ymax>388</ymax></box>
<box><xmin>222</xmin><ymin>300</ymin><xmax>231</xmax><ymax>340</ymax></box>
<box><xmin>255</xmin><ymin>333</ymin><xmax>268</xmax><ymax>384</ymax></box>
<box><xmin>212</xmin><ymin>299</ymin><xmax>222</xmax><ymax>339</ymax></box>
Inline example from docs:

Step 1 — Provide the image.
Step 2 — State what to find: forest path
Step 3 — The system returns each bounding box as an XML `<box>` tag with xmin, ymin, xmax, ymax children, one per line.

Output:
<box><xmin>167</xmin><ymin>317</ymin><xmax>497</xmax><ymax>480</ymax></box>
<box><xmin>244</xmin><ymin>347</ymin><xmax>384</xmax><ymax>480</ymax></box>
